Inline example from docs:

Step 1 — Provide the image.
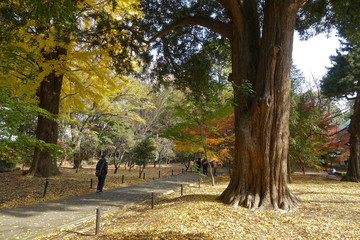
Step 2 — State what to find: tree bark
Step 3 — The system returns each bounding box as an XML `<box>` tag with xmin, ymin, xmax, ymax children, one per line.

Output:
<box><xmin>346</xmin><ymin>87</ymin><xmax>360</xmax><ymax>182</ymax></box>
<box><xmin>29</xmin><ymin>46</ymin><xmax>66</xmax><ymax>177</ymax></box>
<box><xmin>218</xmin><ymin>0</ymin><xmax>300</xmax><ymax>211</ymax></box>
<box><xmin>149</xmin><ymin>0</ymin><xmax>305</xmax><ymax>211</ymax></box>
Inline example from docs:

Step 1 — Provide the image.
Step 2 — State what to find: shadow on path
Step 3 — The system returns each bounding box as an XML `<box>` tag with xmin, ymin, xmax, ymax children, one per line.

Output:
<box><xmin>0</xmin><ymin>172</ymin><xmax>203</xmax><ymax>240</ymax></box>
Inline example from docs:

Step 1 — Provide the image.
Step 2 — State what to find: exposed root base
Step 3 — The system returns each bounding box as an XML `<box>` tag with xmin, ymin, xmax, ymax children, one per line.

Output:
<box><xmin>218</xmin><ymin>189</ymin><xmax>300</xmax><ymax>212</ymax></box>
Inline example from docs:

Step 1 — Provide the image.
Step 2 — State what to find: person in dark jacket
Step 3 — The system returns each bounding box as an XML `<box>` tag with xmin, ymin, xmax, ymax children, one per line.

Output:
<box><xmin>95</xmin><ymin>155</ymin><xmax>108</xmax><ymax>193</ymax></box>
<box><xmin>196</xmin><ymin>158</ymin><xmax>202</xmax><ymax>172</ymax></box>
<box><xmin>202</xmin><ymin>158</ymin><xmax>208</xmax><ymax>175</ymax></box>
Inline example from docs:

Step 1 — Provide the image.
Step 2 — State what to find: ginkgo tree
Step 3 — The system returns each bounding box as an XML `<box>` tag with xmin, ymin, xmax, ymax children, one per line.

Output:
<box><xmin>0</xmin><ymin>0</ymin><xmax>143</xmax><ymax>177</ymax></box>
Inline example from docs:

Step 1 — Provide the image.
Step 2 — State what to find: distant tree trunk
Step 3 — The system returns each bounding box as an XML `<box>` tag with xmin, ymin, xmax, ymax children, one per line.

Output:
<box><xmin>138</xmin><ymin>165</ymin><xmax>145</xmax><ymax>178</ymax></box>
<box><xmin>218</xmin><ymin>1</ymin><xmax>300</xmax><ymax>211</ymax></box>
<box><xmin>114</xmin><ymin>151</ymin><xmax>125</xmax><ymax>174</ymax></box>
<box><xmin>287</xmin><ymin>157</ymin><xmax>292</xmax><ymax>183</ymax></box>
<box><xmin>29</xmin><ymin>46</ymin><xmax>66</xmax><ymax>177</ymax></box>
<box><xmin>346</xmin><ymin>90</ymin><xmax>360</xmax><ymax>182</ymax></box>
<box><xmin>181</xmin><ymin>157</ymin><xmax>191</xmax><ymax>172</ymax></box>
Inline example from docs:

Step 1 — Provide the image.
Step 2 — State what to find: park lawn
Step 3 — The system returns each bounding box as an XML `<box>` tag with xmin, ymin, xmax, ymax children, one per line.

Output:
<box><xmin>0</xmin><ymin>163</ymin><xmax>186</xmax><ymax>209</ymax></box>
<box><xmin>58</xmin><ymin>173</ymin><xmax>359</xmax><ymax>240</ymax></box>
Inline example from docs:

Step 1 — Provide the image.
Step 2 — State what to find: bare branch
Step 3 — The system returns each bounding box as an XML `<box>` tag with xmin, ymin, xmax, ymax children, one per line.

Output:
<box><xmin>60</xmin><ymin>92</ymin><xmax>80</xmax><ymax>101</ymax></box>
<box><xmin>297</xmin><ymin>0</ymin><xmax>310</xmax><ymax>8</ymax></box>
<box><xmin>148</xmin><ymin>16</ymin><xmax>232</xmax><ymax>42</ymax></box>
<box><xmin>329</xmin><ymin>127</ymin><xmax>348</xmax><ymax>137</ymax></box>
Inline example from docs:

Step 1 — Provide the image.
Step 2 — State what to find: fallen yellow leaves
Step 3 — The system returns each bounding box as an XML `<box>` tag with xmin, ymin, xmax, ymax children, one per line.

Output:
<box><xmin>0</xmin><ymin>164</ymin><xmax>184</xmax><ymax>210</ymax></box>
<box><xmin>56</xmin><ymin>174</ymin><xmax>359</xmax><ymax>240</ymax></box>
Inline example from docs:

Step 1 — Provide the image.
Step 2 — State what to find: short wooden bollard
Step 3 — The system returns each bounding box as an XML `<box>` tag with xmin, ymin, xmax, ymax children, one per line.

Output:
<box><xmin>43</xmin><ymin>180</ymin><xmax>49</xmax><ymax>197</ymax></box>
<box><xmin>95</xmin><ymin>208</ymin><xmax>100</xmax><ymax>235</ymax></box>
<box><xmin>151</xmin><ymin>193</ymin><xmax>155</xmax><ymax>209</ymax></box>
<box><xmin>198</xmin><ymin>178</ymin><xmax>201</xmax><ymax>188</ymax></box>
<box><xmin>90</xmin><ymin>179</ymin><xmax>93</xmax><ymax>189</ymax></box>
<box><xmin>158</xmin><ymin>171</ymin><xmax>161</xmax><ymax>178</ymax></box>
<box><xmin>121</xmin><ymin>175</ymin><xmax>125</xmax><ymax>184</ymax></box>
<box><xmin>182</xmin><ymin>169</ymin><xmax>184</xmax><ymax>174</ymax></box>
<box><xmin>181</xmin><ymin>184</ymin><xmax>183</xmax><ymax>196</ymax></box>
<box><xmin>143</xmin><ymin>172</ymin><xmax>146</xmax><ymax>180</ymax></box>
<box><xmin>171</xmin><ymin>169</ymin><xmax>174</xmax><ymax>176</ymax></box>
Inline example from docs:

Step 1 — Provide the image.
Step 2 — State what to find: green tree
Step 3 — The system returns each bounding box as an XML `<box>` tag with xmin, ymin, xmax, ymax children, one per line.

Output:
<box><xmin>166</xmin><ymin>90</ymin><xmax>233</xmax><ymax>185</ymax></box>
<box><xmin>289</xmin><ymin>91</ymin><xmax>333</xmax><ymax>174</ymax></box>
<box><xmin>61</xmin><ymin>76</ymin><xmax>151</xmax><ymax>171</ymax></box>
<box><xmin>130</xmin><ymin>138</ymin><xmax>157</xmax><ymax>178</ymax></box>
<box><xmin>298</xmin><ymin>0</ymin><xmax>360</xmax><ymax>182</ymax></box>
<box><xmin>142</xmin><ymin>0</ymin><xmax>308</xmax><ymax>211</ymax></box>
<box><xmin>321</xmin><ymin>48</ymin><xmax>360</xmax><ymax>181</ymax></box>
<box><xmin>0</xmin><ymin>90</ymin><xmax>58</xmax><ymax>168</ymax></box>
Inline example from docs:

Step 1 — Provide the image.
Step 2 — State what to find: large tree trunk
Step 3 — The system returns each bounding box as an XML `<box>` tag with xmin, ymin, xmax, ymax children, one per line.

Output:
<box><xmin>29</xmin><ymin>46</ymin><xmax>66</xmax><ymax>177</ymax></box>
<box><xmin>346</xmin><ymin>89</ymin><xmax>360</xmax><ymax>182</ymax></box>
<box><xmin>218</xmin><ymin>0</ymin><xmax>300</xmax><ymax>211</ymax></box>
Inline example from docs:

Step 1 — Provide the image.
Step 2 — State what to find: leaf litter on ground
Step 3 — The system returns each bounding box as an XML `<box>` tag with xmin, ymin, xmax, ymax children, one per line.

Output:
<box><xmin>0</xmin><ymin>164</ymin><xmax>185</xmax><ymax>209</ymax></box>
<box><xmin>38</xmin><ymin>173</ymin><xmax>360</xmax><ymax>240</ymax></box>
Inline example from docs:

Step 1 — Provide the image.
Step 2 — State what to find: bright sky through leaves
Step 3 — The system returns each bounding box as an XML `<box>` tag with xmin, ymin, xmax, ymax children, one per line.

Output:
<box><xmin>293</xmin><ymin>31</ymin><xmax>341</xmax><ymax>81</ymax></box>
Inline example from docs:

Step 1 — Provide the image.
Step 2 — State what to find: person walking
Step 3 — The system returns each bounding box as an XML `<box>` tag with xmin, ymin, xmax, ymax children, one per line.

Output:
<box><xmin>202</xmin><ymin>158</ymin><xmax>208</xmax><ymax>175</ymax></box>
<box><xmin>95</xmin><ymin>155</ymin><xmax>108</xmax><ymax>193</ymax></box>
<box><xmin>210</xmin><ymin>160</ymin><xmax>217</xmax><ymax>176</ymax></box>
<box><xmin>196</xmin><ymin>158</ymin><xmax>202</xmax><ymax>172</ymax></box>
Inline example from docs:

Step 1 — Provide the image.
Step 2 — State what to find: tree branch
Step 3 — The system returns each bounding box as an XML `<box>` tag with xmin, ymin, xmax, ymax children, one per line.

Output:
<box><xmin>345</xmin><ymin>95</ymin><xmax>356</xmax><ymax>101</ymax></box>
<box><xmin>228</xmin><ymin>0</ymin><xmax>244</xmax><ymax>28</ymax></box>
<box><xmin>215</xmin><ymin>0</ymin><xmax>230</xmax><ymax>11</ymax></box>
<box><xmin>148</xmin><ymin>16</ymin><xmax>232</xmax><ymax>42</ymax></box>
<box><xmin>329</xmin><ymin>126</ymin><xmax>348</xmax><ymax>137</ymax></box>
<box><xmin>297</xmin><ymin>0</ymin><xmax>310</xmax><ymax>8</ymax></box>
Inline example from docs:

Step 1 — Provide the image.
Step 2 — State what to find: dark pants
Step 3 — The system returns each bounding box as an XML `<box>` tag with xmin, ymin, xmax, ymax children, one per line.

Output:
<box><xmin>203</xmin><ymin>166</ymin><xmax>208</xmax><ymax>175</ymax></box>
<box><xmin>97</xmin><ymin>175</ymin><xmax>106</xmax><ymax>192</ymax></box>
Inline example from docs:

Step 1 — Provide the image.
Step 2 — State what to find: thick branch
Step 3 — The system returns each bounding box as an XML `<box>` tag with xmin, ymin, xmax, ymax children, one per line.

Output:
<box><xmin>228</xmin><ymin>0</ymin><xmax>244</xmax><ymax>28</ymax></box>
<box><xmin>149</xmin><ymin>16</ymin><xmax>232</xmax><ymax>42</ymax></box>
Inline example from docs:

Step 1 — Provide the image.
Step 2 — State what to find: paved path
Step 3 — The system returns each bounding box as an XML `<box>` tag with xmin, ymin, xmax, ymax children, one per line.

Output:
<box><xmin>0</xmin><ymin>172</ymin><xmax>202</xmax><ymax>240</ymax></box>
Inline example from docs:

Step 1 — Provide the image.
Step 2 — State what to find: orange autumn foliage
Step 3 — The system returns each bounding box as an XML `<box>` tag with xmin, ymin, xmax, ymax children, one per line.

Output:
<box><xmin>174</xmin><ymin>113</ymin><xmax>235</xmax><ymax>163</ymax></box>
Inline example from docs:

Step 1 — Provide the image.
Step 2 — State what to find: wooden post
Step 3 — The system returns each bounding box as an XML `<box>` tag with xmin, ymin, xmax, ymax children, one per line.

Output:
<box><xmin>182</xmin><ymin>168</ymin><xmax>184</xmax><ymax>174</ymax></box>
<box><xmin>151</xmin><ymin>192</ymin><xmax>155</xmax><ymax>209</ymax></box>
<box><xmin>42</xmin><ymin>180</ymin><xmax>49</xmax><ymax>197</ymax></box>
<box><xmin>95</xmin><ymin>208</ymin><xmax>100</xmax><ymax>235</ymax></box>
<box><xmin>143</xmin><ymin>172</ymin><xmax>146</xmax><ymax>180</ymax></box>
<box><xmin>199</xmin><ymin>178</ymin><xmax>201</xmax><ymax>188</ymax></box>
<box><xmin>121</xmin><ymin>175</ymin><xmax>125</xmax><ymax>184</ymax></box>
<box><xmin>181</xmin><ymin>184</ymin><xmax>183</xmax><ymax>196</ymax></box>
<box><xmin>90</xmin><ymin>179</ymin><xmax>93</xmax><ymax>189</ymax></box>
<box><xmin>158</xmin><ymin>170</ymin><xmax>161</xmax><ymax>178</ymax></box>
<box><xmin>172</xmin><ymin>169</ymin><xmax>174</xmax><ymax>176</ymax></box>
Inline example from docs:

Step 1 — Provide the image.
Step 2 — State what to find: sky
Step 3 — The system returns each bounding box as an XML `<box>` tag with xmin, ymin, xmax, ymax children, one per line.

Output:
<box><xmin>292</xmin><ymin>31</ymin><xmax>341</xmax><ymax>84</ymax></box>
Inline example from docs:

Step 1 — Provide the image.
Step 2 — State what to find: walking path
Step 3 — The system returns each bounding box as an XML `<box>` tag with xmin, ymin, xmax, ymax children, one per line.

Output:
<box><xmin>0</xmin><ymin>172</ymin><xmax>203</xmax><ymax>240</ymax></box>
